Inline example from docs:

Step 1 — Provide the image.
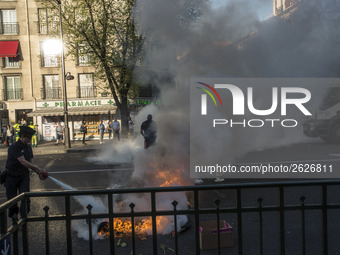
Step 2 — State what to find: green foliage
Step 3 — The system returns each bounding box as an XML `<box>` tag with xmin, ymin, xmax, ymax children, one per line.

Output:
<box><xmin>41</xmin><ymin>0</ymin><xmax>144</xmax><ymax>132</ymax></box>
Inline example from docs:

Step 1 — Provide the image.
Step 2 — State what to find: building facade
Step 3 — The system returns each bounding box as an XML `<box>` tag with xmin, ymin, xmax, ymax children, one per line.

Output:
<box><xmin>273</xmin><ymin>0</ymin><xmax>300</xmax><ymax>16</ymax></box>
<box><xmin>0</xmin><ymin>0</ymin><xmax>117</xmax><ymax>141</ymax></box>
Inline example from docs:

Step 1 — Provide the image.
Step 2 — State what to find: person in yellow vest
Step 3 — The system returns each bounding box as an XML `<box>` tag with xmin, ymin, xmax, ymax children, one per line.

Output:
<box><xmin>13</xmin><ymin>121</ymin><xmax>21</xmax><ymax>142</ymax></box>
<box><xmin>28</xmin><ymin>121</ymin><xmax>37</xmax><ymax>147</ymax></box>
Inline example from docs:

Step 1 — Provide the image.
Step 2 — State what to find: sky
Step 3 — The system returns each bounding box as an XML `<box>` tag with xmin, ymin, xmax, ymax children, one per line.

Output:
<box><xmin>210</xmin><ymin>0</ymin><xmax>273</xmax><ymax>20</ymax></box>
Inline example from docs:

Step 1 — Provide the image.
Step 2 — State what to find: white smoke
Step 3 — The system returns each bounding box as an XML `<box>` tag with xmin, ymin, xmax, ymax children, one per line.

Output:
<box><xmin>73</xmin><ymin>0</ymin><xmax>340</xmax><ymax>240</ymax></box>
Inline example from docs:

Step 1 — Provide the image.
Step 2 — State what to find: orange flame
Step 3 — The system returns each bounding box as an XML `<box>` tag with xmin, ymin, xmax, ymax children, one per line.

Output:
<box><xmin>98</xmin><ymin>217</ymin><xmax>173</xmax><ymax>238</ymax></box>
<box><xmin>98</xmin><ymin>158</ymin><xmax>188</xmax><ymax>238</ymax></box>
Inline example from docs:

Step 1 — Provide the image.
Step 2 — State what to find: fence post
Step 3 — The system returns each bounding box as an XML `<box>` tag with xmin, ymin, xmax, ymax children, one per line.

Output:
<box><xmin>86</xmin><ymin>204</ymin><xmax>93</xmax><ymax>255</ymax></box>
<box><xmin>172</xmin><ymin>200</ymin><xmax>179</xmax><ymax>255</ymax></box>
<box><xmin>215</xmin><ymin>199</ymin><xmax>221</xmax><ymax>255</ymax></box>
<box><xmin>257</xmin><ymin>197</ymin><xmax>264</xmax><ymax>255</ymax></box>
<box><xmin>300</xmin><ymin>196</ymin><xmax>306</xmax><ymax>255</ymax></box>
<box><xmin>129</xmin><ymin>203</ymin><xmax>136</xmax><ymax>255</ymax></box>
<box><xmin>43</xmin><ymin>206</ymin><xmax>50</xmax><ymax>255</ymax></box>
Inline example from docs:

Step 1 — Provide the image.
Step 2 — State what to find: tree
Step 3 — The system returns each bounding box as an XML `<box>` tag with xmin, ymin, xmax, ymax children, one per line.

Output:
<box><xmin>45</xmin><ymin>0</ymin><xmax>144</xmax><ymax>135</ymax></box>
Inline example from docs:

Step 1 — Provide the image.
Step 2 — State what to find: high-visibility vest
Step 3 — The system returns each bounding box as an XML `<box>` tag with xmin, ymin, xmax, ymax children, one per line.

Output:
<box><xmin>28</xmin><ymin>124</ymin><xmax>37</xmax><ymax>136</ymax></box>
<box><xmin>13</xmin><ymin>123</ymin><xmax>20</xmax><ymax>133</ymax></box>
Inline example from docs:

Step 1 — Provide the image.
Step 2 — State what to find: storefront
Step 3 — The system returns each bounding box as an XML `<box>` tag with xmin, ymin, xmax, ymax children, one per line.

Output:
<box><xmin>28</xmin><ymin>99</ymin><xmax>117</xmax><ymax>141</ymax></box>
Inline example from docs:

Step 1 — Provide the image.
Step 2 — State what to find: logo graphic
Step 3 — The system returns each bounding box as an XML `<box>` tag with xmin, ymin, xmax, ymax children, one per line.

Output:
<box><xmin>196</xmin><ymin>82</ymin><xmax>222</xmax><ymax>115</ymax></box>
<box><xmin>198</xmin><ymin>83</ymin><xmax>312</xmax><ymax>117</ymax></box>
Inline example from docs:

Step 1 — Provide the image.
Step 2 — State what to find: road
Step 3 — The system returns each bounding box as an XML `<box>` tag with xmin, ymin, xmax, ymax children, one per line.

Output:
<box><xmin>0</xmin><ymin>140</ymin><xmax>339</xmax><ymax>254</ymax></box>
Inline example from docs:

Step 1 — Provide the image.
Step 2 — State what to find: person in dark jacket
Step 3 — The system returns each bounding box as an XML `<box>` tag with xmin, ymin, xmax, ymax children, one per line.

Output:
<box><xmin>81</xmin><ymin>120</ymin><xmax>87</xmax><ymax>145</ymax></box>
<box><xmin>4</xmin><ymin>126</ymin><xmax>48</xmax><ymax>221</ymax></box>
<box><xmin>140</xmin><ymin>114</ymin><xmax>157</xmax><ymax>149</ymax></box>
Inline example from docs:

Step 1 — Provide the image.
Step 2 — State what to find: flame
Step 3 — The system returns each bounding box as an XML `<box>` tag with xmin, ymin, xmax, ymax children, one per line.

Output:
<box><xmin>149</xmin><ymin>158</ymin><xmax>188</xmax><ymax>187</ymax></box>
<box><xmin>97</xmin><ymin>157</ymin><xmax>189</xmax><ymax>238</ymax></box>
<box><xmin>98</xmin><ymin>217</ymin><xmax>172</xmax><ymax>238</ymax></box>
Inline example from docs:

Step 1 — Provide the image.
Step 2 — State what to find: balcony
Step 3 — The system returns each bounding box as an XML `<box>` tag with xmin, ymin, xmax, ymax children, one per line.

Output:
<box><xmin>77</xmin><ymin>87</ymin><xmax>97</xmax><ymax>98</ymax></box>
<box><xmin>3</xmin><ymin>58</ymin><xmax>20</xmax><ymax>68</ymax></box>
<box><xmin>3</xmin><ymin>88</ymin><xmax>22</xmax><ymax>101</ymax></box>
<box><xmin>41</xmin><ymin>56</ymin><xmax>59</xmax><ymax>68</ymax></box>
<box><xmin>39</xmin><ymin>22</ymin><xmax>59</xmax><ymax>35</ymax></box>
<box><xmin>41</xmin><ymin>87</ymin><xmax>61</xmax><ymax>99</ymax></box>
<box><xmin>0</xmin><ymin>22</ymin><xmax>19</xmax><ymax>34</ymax></box>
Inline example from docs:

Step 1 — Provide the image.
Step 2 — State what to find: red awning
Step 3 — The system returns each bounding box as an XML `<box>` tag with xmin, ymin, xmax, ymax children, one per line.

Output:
<box><xmin>0</xmin><ymin>41</ymin><xmax>19</xmax><ymax>57</ymax></box>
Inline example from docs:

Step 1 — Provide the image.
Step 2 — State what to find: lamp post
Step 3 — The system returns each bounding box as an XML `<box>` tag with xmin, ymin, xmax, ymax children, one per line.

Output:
<box><xmin>56</xmin><ymin>0</ymin><xmax>71</xmax><ymax>148</ymax></box>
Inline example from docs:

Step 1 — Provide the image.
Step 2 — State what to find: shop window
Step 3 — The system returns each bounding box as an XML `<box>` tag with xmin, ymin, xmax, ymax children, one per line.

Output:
<box><xmin>3</xmin><ymin>76</ymin><xmax>22</xmax><ymax>100</ymax></box>
<box><xmin>43</xmin><ymin>75</ymin><xmax>60</xmax><ymax>99</ymax></box>
<box><xmin>78</xmin><ymin>74</ymin><xmax>95</xmax><ymax>98</ymax></box>
<box><xmin>0</xmin><ymin>10</ymin><xmax>18</xmax><ymax>34</ymax></box>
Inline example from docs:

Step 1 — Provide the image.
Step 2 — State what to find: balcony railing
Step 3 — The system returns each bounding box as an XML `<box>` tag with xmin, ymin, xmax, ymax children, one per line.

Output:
<box><xmin>42</xmin><ymin>56</ymin><xmax>59</xmax><ymax>67</ymax></box>
<box><xmin>41</xmin><ymin>87</ymin><xmax>61</xmax><ymax>99</ymax></box>
<box><xmin>77</xmin><ymin>87</ymin><xmax>97</xmax><ymax>98</ymax></box>
<box><xmin>3</xmin><ymin>58</ymin><xmax>20</xmax><ymax>68</ymax></box>
<box><xmin>0</xmin><ymin>22</ymin><xmax>19</xmax><ymax>34</ymax></box>
<box><xmin>78</xmin><ymin>55</ymin><xmax>92</xmax><ymax>66</ymax></box>
<box><xmin>38</xmin><ymin>21</ymin><xmax>59</xmax><ymax>34</ymax></box>
<box><xmin>2</xmin><ymin>88</ymin><xmax>22</xmax><ymax>101</ymax></box>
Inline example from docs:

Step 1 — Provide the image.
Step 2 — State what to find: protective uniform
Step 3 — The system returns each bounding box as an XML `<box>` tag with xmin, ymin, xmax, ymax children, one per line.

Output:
<box><xmin>4</xmin><ymin>126</ymin><xmax>35</xmax><ymax>218</ymax></box>
<box><xmin>28</xmin><ymin>123</ymin><xmax>37</xmax><ymax>147</ymax></box>
<box><xmin>13</xmin><ymin>123</ymin><xmax>20</xmax><ymax>142</ymax></box>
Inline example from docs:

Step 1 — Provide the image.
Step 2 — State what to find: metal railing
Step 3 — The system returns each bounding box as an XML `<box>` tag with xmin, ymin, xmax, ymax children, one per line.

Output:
<box><xmin>41</xmin><ymin>87</ymin><xmax>61</xmax><ymax>99</ymax></box>
<box><xmin>2</xmin><ymin>88</ymin><xmax>22</xmax><ymax>101</ymax></box>
<box><xmin>38</xmin><ymin>22</ymin><xmax>59</xmax><ymax>35</ymax></box>
<box><xmin>76</xmin><ymin>87</ymin><xmax>97</xmax><ymax>98</ymax></box>
<box><xmin>1</xmin><ymin>180</ymin><xmax>340</xmax><ymax>255</ymax></box>
<box><xmin>0</xmin><ymin>22</ymin><xmax>19</xmax><ymax>34</ymax></box>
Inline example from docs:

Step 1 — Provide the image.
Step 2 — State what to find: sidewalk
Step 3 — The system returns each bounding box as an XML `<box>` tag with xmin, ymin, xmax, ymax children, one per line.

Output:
<box><xmin>0</xmin><ymin>139</ymin><xmax>101</xmax><ymax>156</ymax></box>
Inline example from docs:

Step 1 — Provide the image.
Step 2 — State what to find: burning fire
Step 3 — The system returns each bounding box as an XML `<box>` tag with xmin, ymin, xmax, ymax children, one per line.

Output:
<box><xmin>97</xmin><ymin>156</ymin><xmax>190</xmax><ymax>238</ymax></box>
<box><xmin>149</xmin><ymin>158</ymin><xmax>188</xmax><ymax>187</ymax></box>
<box><xmin>98</xmin><ymin>216</ymin><xmax>173</xmax><ymax>239</ymax></box>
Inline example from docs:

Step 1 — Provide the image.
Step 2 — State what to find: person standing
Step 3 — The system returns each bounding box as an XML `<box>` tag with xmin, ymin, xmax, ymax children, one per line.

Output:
<box><xmin>140</xmin><ymin>114</ymin><xmax>157</xmax><ymax>149</ymax></box>
<box><xmin>4</xmin><ymin>126</ymin><xmax>48</xmax><ymax>220</ymax></box>
<box><xmin>20</xmin><ymin>118</ymin><xmax>27</xmax><ymax>126</ymax></box>
<box><xmin>110</xmin><ymin>118</ymin><xmax>120</xmax><ymax>141</ymax></box>
<box><xmin>129</xmin><ymin>117</ymin><xmax>135</xmax><ymax>138</ymax></box>
<box><xmin>55</xmin><ymin>122</ymin><xmax>64</xmax><ymax>146</ymax></box>
<box><xmin>98</xmin><ymin>120</ymin><xmax>105</xmax><ymax>144</ymax></box>
<box><xmin>28</xmin><ymin>121</ymin><xmax>38</xmax><ymax>147</ymax></box>
<box><xmin>5</xmin><ymin>125</ymin><xmax>11</xmax><ymax>147</ymax></box>
<box><xmin>13</xmin><ymin>121</ymin><xmax>21</xmax><ymax>142</ymax></box>
<box><xmin>108</xmin><ymin>121</ymin><xmax>113</xmax><ymax>139</ymax></box>
<box><xmin>80</xmin><ymin>120</ymin><xmax>87</xmax><ymax>145</ymax></box>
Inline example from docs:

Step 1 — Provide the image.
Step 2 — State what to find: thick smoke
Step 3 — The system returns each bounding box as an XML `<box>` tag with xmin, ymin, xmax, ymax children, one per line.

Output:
<box><xmin>75</xmin><ymin>0</ymin><xmax>340</xmax><ymax>240</ymax></box>
<box><xmin>132</xmin><ymin>0</ymin><xmax>340</xmax><ymax>176</ymax></box>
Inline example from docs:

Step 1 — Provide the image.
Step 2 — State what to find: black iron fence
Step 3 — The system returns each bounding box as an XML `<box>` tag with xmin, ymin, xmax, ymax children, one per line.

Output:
<box><xmin>1</xmin><ymin>180</ymin><xmax>340</xmax><ymax>255</ymax></box>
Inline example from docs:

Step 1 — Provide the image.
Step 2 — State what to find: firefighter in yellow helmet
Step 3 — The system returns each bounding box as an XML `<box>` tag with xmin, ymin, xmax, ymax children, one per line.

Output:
<box><xmin>28</xmin><ymin>121</ymin><xmax>37</xmax><ymax>147</ymax></box>
<box><xmin>13</xmin><ymin>121</ymin><xmax>21</xmax><ymax>142</ymax></box>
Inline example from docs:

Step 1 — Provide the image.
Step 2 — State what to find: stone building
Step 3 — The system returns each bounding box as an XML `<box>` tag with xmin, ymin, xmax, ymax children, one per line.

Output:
<box><xmin>0</xmin><ymin>0</ymin><xmax>119</xmax><ymax>141</ymax></box>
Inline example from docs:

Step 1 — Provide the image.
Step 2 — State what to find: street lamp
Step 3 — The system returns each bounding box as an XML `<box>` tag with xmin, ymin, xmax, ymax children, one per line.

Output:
<box><xmin>56</xmin><ymin>0</ymin><xmax>71</xmax><ymax>148</ymax></box>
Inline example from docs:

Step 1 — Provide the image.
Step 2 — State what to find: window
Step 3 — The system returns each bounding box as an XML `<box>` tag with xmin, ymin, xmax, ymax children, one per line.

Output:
<box><xmin>4</xmin><ymin>76</ymin><xmax>21</xmax><ymax>100</ymax></box>
<box><xmin>1</xmin><ymin>10</ymin><xmax>18</xmax><ymax>34</ymax></box>
<box><xmin>77</xmin><ymin>42</ymin><xmax>92</xmax><ymax>66</ymax></box>
<box><xmin>40</xmin><ymin>41</ymin><xmax>60</xmax><ymax>67</ymax></box>
<box><xmin>38</xmin><ymin>8</ymin><xmax>58</xmax><ymax>34</ymax></box>
<box><xmin>3</xmin><ymin>56</ymin><xmax>20</xmax><ymax>68</ymax></box>
<box><xmin>43</xmin><ymin>75</ymin><xmax>60</xmax><ymax>99</ymax></box>
<box><xmin>78</xmin><ymin>74</ymin><xmax>95</xmax><ymax>98</ymax></box>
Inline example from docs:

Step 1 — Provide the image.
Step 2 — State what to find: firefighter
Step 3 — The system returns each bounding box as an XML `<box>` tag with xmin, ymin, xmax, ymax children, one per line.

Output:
<box><xmin>28</xmin><ymin>121</ymin><xmax>37</xmax><ymax>147</ymax></box>
<box><xmin>3</xmin><ymin>126</ymin><xmax>48</xmax><ymax>221</ymax></box>
<box><xmin>13</xmin><ymin>121</ymin><xmax>21</xmax><ymax>142</ymax></box>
